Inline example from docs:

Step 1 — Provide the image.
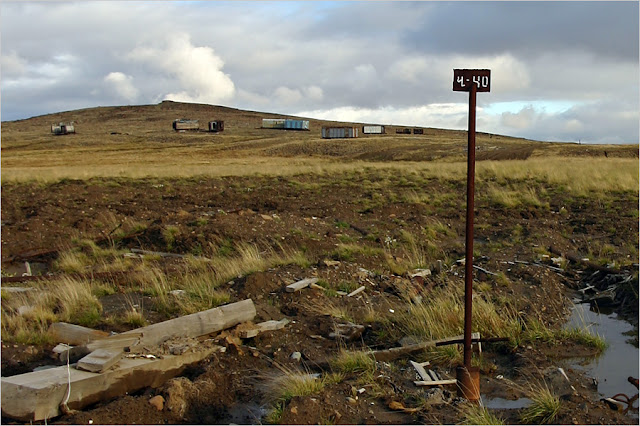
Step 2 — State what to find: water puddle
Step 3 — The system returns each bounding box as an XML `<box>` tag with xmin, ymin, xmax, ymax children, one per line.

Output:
<box><xmin>566</xmin><ymin>304</ymin><xmax>639</xmax><ymax>417</ymax></box>
<box><xmin>483</xmin><ymin>396</ymin><xmax>532</xmax><ymax>410</ymax></box>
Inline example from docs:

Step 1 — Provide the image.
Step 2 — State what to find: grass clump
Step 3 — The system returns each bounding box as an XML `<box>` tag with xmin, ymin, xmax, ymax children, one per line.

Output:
<box><xmin>330</xmin><ymin>349</ymin><xmax>376</xmax><ymax>375</ymax></box>
<box><xmin>459</xmin><ymin>403</ymin><xmax>504</xmax><ymax>425</ymax></box>
<box><xmin>520</xmin><ymin>383</ymin><xmax>561</xmax><ymax>424</ymax></box>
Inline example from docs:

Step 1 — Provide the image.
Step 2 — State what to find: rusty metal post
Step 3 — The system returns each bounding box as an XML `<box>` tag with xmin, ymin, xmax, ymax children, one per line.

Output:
<box><xmin>463</xmin><ymin>82</ymin><xmax>477</xmax><ymax>368</ymax></box>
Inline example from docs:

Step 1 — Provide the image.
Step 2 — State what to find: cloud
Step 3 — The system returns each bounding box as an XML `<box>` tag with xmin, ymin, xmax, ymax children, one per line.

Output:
<box><xmin>274</xmin><ymin>86</ymin><xmax>303</xmax><ymax>105</ymax></box>
<box><xmin>104</xmin><ymin>72</ymin><xmax>138</xmax><ymax>102</ymax></box>
<box><xmin>129</xmin><ymin>33</ymin><xmax>235</xmax><ymax>104</ymax></box>
<box><xmin>500</xmin><ymin>106</ymin><xmax>536</xmax><ymax>130</ymax></box>
<box><xmin>1</xmin><ymin>51</ymin><xmax>27</xmax><ymax>78</ymax></box>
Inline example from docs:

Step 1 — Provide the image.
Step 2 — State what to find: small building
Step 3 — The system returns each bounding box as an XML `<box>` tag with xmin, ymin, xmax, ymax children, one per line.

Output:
<box><xmin>208</xmin><ymin>120</ymin><xmax>224</xmax><ymax>132</ymax></box>
<box><xmin>51</xmin><ymin>122</ymin><xmax>75</xmax><ymax>135</ymax></box>
<box><xmin>395</xmin><ymin>128</ymin><xmax>411</xmax><ymax>134</ymax></box>
<box><xmin>262</xmin><ymin>118</ymin><xmax>309</xmax><ymax>130</ymax></box>
<box><xmin>321</xmin><ymin>126</ymin><xmax>358</xmax><ymax>139</ymax></box>
<box><xmin>173</xmin><ymin>119</ymin><xmax>199</xmax><ymax>131</ymax></box>
<box><xmin>413</xmin><ymin>128</ymin><xmax>424</xmax><ymax>135</ymax></box>
<box><xmin>284</xmin><ymin>119</ymin><xmax>310</xmax><ymax>131</ymax></box>
<box><xmin>362</xmin><ymin>125</ymin><xmax>385</xmax><ymax>134</ymax></box>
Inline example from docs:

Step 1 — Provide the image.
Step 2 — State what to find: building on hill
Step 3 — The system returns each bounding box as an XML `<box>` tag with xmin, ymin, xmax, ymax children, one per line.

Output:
<box><xmin>321</xmin><ymin>126</ymin><xmax>359</xmax><ymax>139</ymax></box>
<box><xmin>362</xmin><ymin>125</ymin><xmax>385</xmax><ymax>134</ymax></box>
<box><xmin>208</xmin><ymin>121</ymin><xmax>224</xmax><ymax>132</ymax></box>
<box><xmin>51</xmin><ymin>122</ymin><xmax>75</xmax><ymax>135</ymax></box>
<box><xmin>262</xmin><ymin>118</ymin><xmax>309</xmax><ymax>130</ymax></box>
<box><xmin>173</xmin><ymin>119</ymin><xmax>199</xmax><ymax>131</ymax></box>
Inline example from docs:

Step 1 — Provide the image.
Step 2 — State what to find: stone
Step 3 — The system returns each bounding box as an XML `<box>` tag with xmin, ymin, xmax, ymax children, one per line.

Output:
<box><xmin>290</xmin><ymin>352</ymin><xmax>302</xmax><ymax>361</ymax></box>
<box><xmin>149</xmin><ymin>395</ymin><xmax>164</xmax><ymax>411</ymax></box>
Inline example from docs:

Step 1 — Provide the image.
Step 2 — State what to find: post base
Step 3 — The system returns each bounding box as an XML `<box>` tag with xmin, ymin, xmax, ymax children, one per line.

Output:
<box><xmin>456</xmin><ymin>366</ymin><xmax>480</xmax><ymax>401</ymax></box>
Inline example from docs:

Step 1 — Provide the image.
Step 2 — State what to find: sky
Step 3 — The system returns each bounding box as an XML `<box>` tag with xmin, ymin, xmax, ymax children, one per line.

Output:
<box><xmin>1</xmin><ymin>1</ymin><xmax>638</xmax><ymax>144</ymax></box>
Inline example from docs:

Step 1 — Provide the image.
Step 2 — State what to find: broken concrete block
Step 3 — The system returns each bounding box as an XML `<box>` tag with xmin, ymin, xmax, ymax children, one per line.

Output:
<box><xmin>49</xmin><ymin>322</ymin><xmax>110</xmax><ymax>346</ymax></box>
<box><xmin>1</xmin><ymin>345</ymin><xmax>223</xmax><ymax>421</ymax></box>
<box><xmin>77</xmin><ymin>348</ymin><xmax>124</xmax><ymax>373</ymax></box>
<box><xmin>286</xmin><ymin>278</ymin><xmax>319</xmax><ymax>292</ymax></box>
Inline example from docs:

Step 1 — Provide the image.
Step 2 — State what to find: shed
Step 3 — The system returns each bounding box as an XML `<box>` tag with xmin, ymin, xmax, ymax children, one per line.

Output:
<box><xmin>284</xmin><ymin>119</ymin><xmax>310</xmax><ymax>131</ymax></box>
<box><xmin>362</xmin><ymin>125</ymin><xmax>385</xmax><ymax>134</ymax></box>
<box><xmin>173</xmin><ymin>119</ymin><xmax>199</xmax><ymax>131</ymax></box>
<box><xmin>413</xmin><ymin>128</ymin><xmax>424</xmax><ymax>135</ymax></box>
<box><xmin>208</xmin><ymin>121</ymin><xmax>224</xmax><ymax>132</ymax></box>
<box><xmin>262</xmin><ymin>119</ymin><xmax>286</xmax><ymax>129</ymax></box>
<box><xmin>51</xmin><ymin>122</ymin><xmax>75</xmax><ymax>135</ymax></box>
<box><xmin>321</xmin><ymin>127</ymin><xmax>359</xmax><ymax>139</ymax></box>
<box><xmin>395</xmin><ymin>128</ymin><xmax>411</xmax><ymax>134</ymax></box>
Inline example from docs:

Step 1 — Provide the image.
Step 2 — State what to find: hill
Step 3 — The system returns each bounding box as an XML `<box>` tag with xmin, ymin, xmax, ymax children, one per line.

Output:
<box><xmin>1</xmin><ymin>100</ymin><xmax>637</xmax><ymax>182</ymax></box>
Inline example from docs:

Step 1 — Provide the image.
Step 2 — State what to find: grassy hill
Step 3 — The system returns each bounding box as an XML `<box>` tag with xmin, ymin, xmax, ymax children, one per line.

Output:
<box><xmin>1</xmin><ymin>100</ymin><xmax>637</xmax><ymax>182</ymax></box>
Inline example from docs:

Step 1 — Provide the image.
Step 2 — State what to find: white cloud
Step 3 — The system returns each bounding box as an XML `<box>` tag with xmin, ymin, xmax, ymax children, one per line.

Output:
<box><xmin>304</xmin><ymin>86</ymin><xmax>324</xmax><ymax>101</ymax></box>
<box><xmin>274</xmin><ymin>86</ymin><xmax>303</xmax><ymax>105</ymax></box>
<box><xmin>129</xmin><ymin>33</ymin><xmax>235</xmax><ymax>104</ymax></box>
<box><xmin>1</xmin><ymin>51</ymin><xmax>27</xmax><ymax>78</ymax></box>
<box><xmin>500</xmin><ymin>106</ymin><xmax>536</xmax><ymax>130</ymax></box>
<box><xmin>104</xmin><ymin>72</ymin><xmax>138</xmax><ymax>102</ymax></box>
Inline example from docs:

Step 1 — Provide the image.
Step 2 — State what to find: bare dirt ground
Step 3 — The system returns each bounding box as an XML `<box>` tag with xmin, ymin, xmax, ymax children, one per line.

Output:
<box><xmin>1</xmin><ymin>171</ymin><xmax>638</xmax><ymax>425</ymax></box>
<box><xmin>1</xmin><ymin>101</ymin><xmax>638</xmax><ymax>424</ymax></box>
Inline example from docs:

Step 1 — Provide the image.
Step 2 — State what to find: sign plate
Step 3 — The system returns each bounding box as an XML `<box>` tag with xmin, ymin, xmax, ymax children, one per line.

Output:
<box><xmin>453</xmin><ymin>69</ymin><xmax>491</xmax><ymax>92</ymax></box>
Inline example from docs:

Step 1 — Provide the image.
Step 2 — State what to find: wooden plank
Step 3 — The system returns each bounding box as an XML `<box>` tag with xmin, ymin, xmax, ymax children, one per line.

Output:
<box><xmin>286</xmin><ymin>278</ymin><xmax>319</xmax><ymax>293</ymax></box>
<box><xmin>1</xmin><ymin>346</ymin><xmax>223</xmax><ymax>421</ymax></box>
<box><xmin>409</xmin><ymin>360</ymin><xmax>431</xmax><ymax>382</ymax></box>
<box><xmin>414</xmin><ymin>379</ymin><xmax>457</xmax><ymax>387</ymax></box>
<box><xmin>49</xmin><ymin>322</ymin><xmax>110</xmax><ymax>346</ymax></box>
<box><xmin>428</xmin><ymin>369</ymin><xmax>439</xmax><ymax>381</ymax></box>
<box><xmin>77</xmin><ymin>349</ymin><xmax>123</xmax><ymax>373</ymax></box>
<box><xmin>85</xmin><ymin>333</ymin><xmax>142</xmax><ymax>353</ymax></box>
<box><xmin>258</xmin><ymin>318</ymin><xmax>290</xmax><ymax>332</ymax></box>
<box><xmin>347</xmin><ymin>285</ymin><xmax>366</xmax><ymax>297</ymax></box>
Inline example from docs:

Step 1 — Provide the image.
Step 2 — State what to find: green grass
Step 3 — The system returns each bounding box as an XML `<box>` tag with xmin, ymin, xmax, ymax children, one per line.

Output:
<box><xmin>520</xmin><ymin>383</ymin><xmax>561</xmax><ymax>424</ymax></box>
<box><xmin>459</xmin><ymin>403</ymin><xmax>505</xmax><ymax>425</ymax></box>
<box><xmin>330</xmin><ymin>349</ymin><xmax>376</xmax><ymax>375</ymax></box>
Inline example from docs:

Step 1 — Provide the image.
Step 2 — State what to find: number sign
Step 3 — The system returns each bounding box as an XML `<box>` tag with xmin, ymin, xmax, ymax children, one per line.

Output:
<box><xmin>453</xmin><ymin>69</ymin><xmax>491</xmax><ymax>92</ymax></box>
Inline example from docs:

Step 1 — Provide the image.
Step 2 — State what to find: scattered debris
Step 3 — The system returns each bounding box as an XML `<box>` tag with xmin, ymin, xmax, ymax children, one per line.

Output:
<box><xmin>347</xmin><ymin>285</ymin><xmax>366</xmax><ymax>297</ymax></box>
<box><xmin>328</xmin><ymin>322</ymin><xmax>365</xmax><ymax>342</ymax></box>
<box><xmin>286</xmin><ymin>278</ymin><xmax>319</xmax><ymax>293</ymax></box>
<box><xmin>49</xmin><ymin>322</ymin><xmax>110</xmax><ymax>346</ymax></box>
<box><xmin>76</xmin><ymin>348</ymin><xmax>123</xmax><ymax>373</ymax></box>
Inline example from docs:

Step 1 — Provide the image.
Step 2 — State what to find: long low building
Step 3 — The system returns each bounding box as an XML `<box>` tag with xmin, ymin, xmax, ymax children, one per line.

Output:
<box><xmin>322</xmin><ymin>126</ymin><xmax>359</xmax><ymax>139</ymax></box>
<box><xmin>362</xmin><ymin>125</ymin><xmax>385</xmax><ymax>134</ymax></box>
<box><xmin>262</xmin><ymin>118</ymin><xmax>309</xmax><ymax>130</ymax></box>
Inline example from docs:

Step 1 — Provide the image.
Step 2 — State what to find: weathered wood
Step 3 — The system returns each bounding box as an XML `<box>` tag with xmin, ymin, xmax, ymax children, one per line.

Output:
<box><xmin>49</xmin><ymin>322</ymin><xmax>110</xmax><ymax>346</ymax></box>
<box><xmin>237</xmin><ymin>319</ymin><xmax>290</xmax><ymax>339</ymax></box>
<box><xmin>347</xmin><ymin>285</ymin><xmax>366</xmax><ymax>297</ymax></box>
<box><xmin>85</xmin><ymin>333</ymin><xmax>142</xmax><ymax>352</ymax></box>
<box><xmin>414</xmin><ymin>379</ymin><xmax>457</xmax><ymax>387</ymax></box>
<box><xmin>52</xmin><ymin>344</ymin><xmax>89</xmax><ymax>363</ymax></box>
<box><xmin>409</xmin><ymin>360</ymin><xmax>431</xmax><ymax>381</ymax></box>
<box><xmin>1</xmin><ymin>345</ymin><xmax>224</xmax><ymax>421</ymax></box>
<box><xmin>115</xmin><ymin>299</ymin><xmax>256</xmax><ymax>348</ymax></box>
<box><xmin>372</xmin><ymin>334</ymin><xmax>487</xmax><ymax>362</ymax></box>
<box><xmin>286</xmin><ymin>278</ymin><xmax>319</xmax><ymax>293</ymax></box>
<box><xmin>549</xmin><ymin>245</ymin><xmax>621</xmax><ymax>274</ymax></box>
<box><xmin>428</xmin><ymin>369</ymin><xmax>439</xmax><ymax>381</ymax></box>
<box><xmin>77</xmin><ymin>349</ymin><xmax>123</xmax><ymax>373</ymax></box>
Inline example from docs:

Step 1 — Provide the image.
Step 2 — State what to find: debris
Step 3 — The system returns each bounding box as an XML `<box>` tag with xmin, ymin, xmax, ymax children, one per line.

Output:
<box><xmin>388</xmin><ymin>400</ymin><xmax>420</xmax><ymax>413</ymax></box>
<box><xmin>323</xmin><ymin>260</ymin><xmax>341</xmax><ymax>267</ymax></box>
<box><xmin>372</xmin><ymin>334</ymin><xmax>491</xmax><ymax>362</ymax></box>
<box><xmin>472</xmin><ymin>265</ymin><xmax>497</xmax><ymax>276</ymax></box>
<box><xmin>130</xmin><ymin>248</ymin><xmax>191</xmax><ymax>259</ymax></box>
<box><xmin>346</xmin><ymin>397</ymin><xmax>357</xmax><ymax>405</ymax></box>
<box><xmin>76</xmin><ymin>348</ymin><xmax>123</xmax><ymax>373</ymax></box>
<box><xmin>286</xmin><ymin>278</ymin><xmax>319</xmax><ymax>293</ymax></box>
<box><xmin>310</xmin><ymin>283</ymin><xmax>325</xmax><ymax>291</ymax></box>
<box><xmin>328</xmin><ymin>322</ymin><xmax>365</xmax><ymax>341</ymax></box>
<box><xmin>148</xmin><ymin>395</ymin><xmax>164</xmax><ymax>411</ymax></box>
<box><xmin>291</xmin><ymin>352</ymin><xmax>302</xmax><ymax>361</ymax></box>
<box><xmin>410</xmin><ymin>269</ymin><xmax>431</xmax><ymax>278</ymax></box>
<box><xmin>409</xmin><ymin>360</ymin><xmax>431</xmax><ymax>382</ymax></box>
<box><xmin>347</xmin><ymin>285</ymin><xmax>366</xmax><ymax>297</ymax></box>
<box><xmin>414</xmin><ymin>379</ymin><xmax>457</xmax><ymax>387</ymax></box>
<box><xmin>49</xmin><ymin>322</ymin><xmax>110</xmax><ymax>346</ymax></box>
<box><xmin>238</xmin><ymin>318</ymin><xmax>290</xmax><ymax>338</ymax></box>
<box><xmin>602</xmin><ymin>397</ymin><xmax>625</xmax><ymax>411</ymax></box>
<box><xmin>52</xmin><ymin>344</ymin><xmax>89</xmax><ymax>363</ymax></box>
<box><xmin>0</xmin><ymin>286</ymin><xmax>36</xmax><ymax>293</ymax></box>
<box><xmin>1</xmin><ymin>345</ymin><xmax>224</xmax><ymax>421</ymax></box>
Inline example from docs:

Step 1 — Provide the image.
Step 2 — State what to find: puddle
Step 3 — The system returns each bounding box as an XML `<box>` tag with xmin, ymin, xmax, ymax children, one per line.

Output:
<box><xmin>482</xmin><ymin>396</ymin><xmax>532</xmax><ymax>410</ymax></box>
<box><xmin>565</xmin><ymin>304</ymin><xmax>639</xmax><ymax>416</ymax></box>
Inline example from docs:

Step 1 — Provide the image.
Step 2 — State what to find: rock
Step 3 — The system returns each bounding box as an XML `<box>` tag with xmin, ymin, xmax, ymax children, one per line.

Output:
<box><xmin>290</xmin><ymin>406</ymin><xmax>298</xmax><ymax>414</ymax></box>
<box><xmin>346</xmin><ymin>397</ymin><xmax>357</xmax><ymax>405</ymax></box>
<box><xmin>290</xmin><ymin>352</ymin><xmax>302</xmax><ymax>361</ymax></box>
<box><xmin>149</xmin><ymin>395</ymin><xmax>164</xmax><ymax>411</ymax></box>
<box><xmin>260</xmin><ymin>214</ymin><xmax>273</xmax><ymax>221</ymax></box>
<box><xmin>17</xmin><ymin>306</ymin><xmax>35</xmax><ymax>316</ymax></box>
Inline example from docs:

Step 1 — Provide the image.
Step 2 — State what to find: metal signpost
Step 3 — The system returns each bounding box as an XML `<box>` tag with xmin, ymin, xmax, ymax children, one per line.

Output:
<box><xmin>453</xmin><ymin>69</ymin><xmax>490</xmax><ymax>401</ymax></box>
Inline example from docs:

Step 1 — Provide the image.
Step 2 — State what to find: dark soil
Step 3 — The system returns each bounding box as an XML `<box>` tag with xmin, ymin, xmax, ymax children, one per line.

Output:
<box><xmin>1</xmin><ymin>173</ymin><xmax>638</xmax><ymax>424</ymax></box>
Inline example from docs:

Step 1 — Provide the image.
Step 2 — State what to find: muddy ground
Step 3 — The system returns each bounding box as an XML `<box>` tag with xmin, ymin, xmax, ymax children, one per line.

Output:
<box><xmin>1</xmin><ymin>172</ymin><xmax>638</xmax><ymax>424</ymax></box>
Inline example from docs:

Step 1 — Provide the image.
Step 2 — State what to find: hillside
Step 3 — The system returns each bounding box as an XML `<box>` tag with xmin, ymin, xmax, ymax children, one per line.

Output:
<box><xmin>2</xmin><ymin>101</ymin><xmax>637</xmax><ymax>183</ymax></box>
